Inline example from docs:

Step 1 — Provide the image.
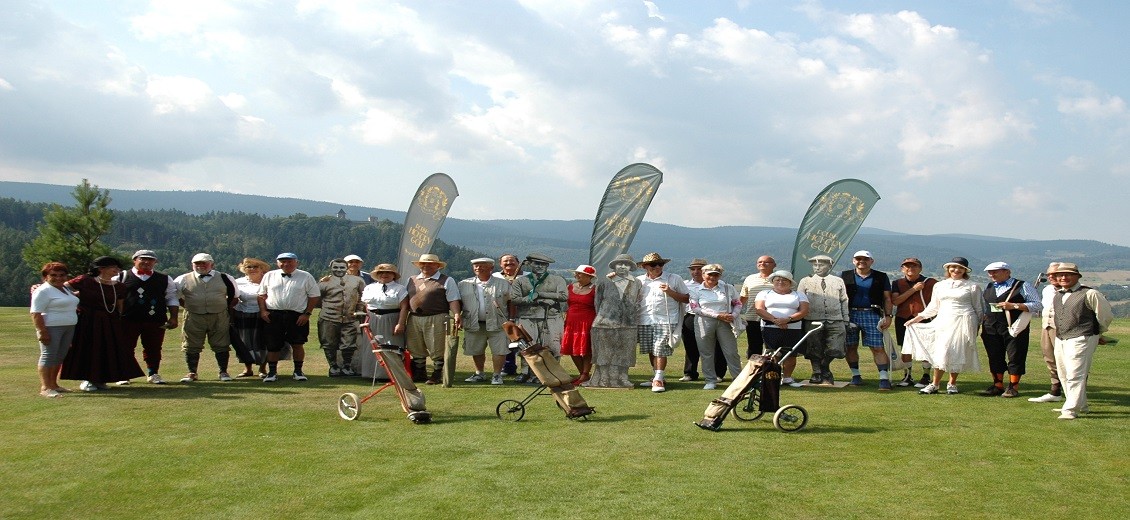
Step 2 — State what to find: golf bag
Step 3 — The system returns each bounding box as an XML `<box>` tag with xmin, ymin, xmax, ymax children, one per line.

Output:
<box><xmin>503</xmin><ymin>321</ymin><xmax>594</xmax><ymax>418</ymax></box>
<box><xmin>374</xmin><ymin>347</ymin><xmax>432</xmax><ymax>423</ymax></box>
<box><xmin>695</xmin><ymin>354</ymin><xmax>781</xmax><ymax>431</ymax></box>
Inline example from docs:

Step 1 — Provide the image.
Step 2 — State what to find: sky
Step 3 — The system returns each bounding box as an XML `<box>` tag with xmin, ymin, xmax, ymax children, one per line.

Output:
<box><xmin>1</xmin><ymin>0</ymin><xmax>1128</xmax><ymax>246</ymax></box>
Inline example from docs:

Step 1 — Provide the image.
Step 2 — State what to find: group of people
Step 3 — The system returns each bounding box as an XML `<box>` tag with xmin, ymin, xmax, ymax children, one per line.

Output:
<box><xmin>30</xmin><ymin>248</ymin><xmax>1115</xmax><ymax>420</ymax></box>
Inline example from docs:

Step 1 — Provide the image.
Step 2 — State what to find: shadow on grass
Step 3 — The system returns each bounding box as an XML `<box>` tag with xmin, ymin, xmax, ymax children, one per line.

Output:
<box><xmin>58</xmin><ymin>375</ymin><xmax>377</xmax><ymax>400</ymax></box>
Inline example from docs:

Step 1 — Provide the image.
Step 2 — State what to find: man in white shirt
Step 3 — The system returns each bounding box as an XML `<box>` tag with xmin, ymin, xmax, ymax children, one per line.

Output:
<box><xmin>257</xmin><ymin>252</ymin><xmax>320</xmax><ymax>382</ymax></box>
<box><xmin>636</xmin><ymin>252</ymin><xmax>689</xmax><ymax>393</ymax></box>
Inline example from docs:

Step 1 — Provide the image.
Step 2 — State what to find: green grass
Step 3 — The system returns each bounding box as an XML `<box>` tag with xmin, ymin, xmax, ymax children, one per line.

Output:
<box><xmin>1</xmin><ymin>307</ymin><xmax>1127</xmax><ymax>519</ymax></box>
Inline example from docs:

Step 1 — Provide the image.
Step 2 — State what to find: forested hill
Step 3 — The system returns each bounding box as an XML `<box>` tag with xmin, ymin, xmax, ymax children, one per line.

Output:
<box><xmin>0</xmin><ymin>198</ymin><xmax>481</xmax><ymax>307</ymax></box>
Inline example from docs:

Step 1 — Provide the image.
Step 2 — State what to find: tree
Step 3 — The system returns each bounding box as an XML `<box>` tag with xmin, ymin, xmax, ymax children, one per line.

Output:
<box><xmin>22</xmin><ymin>179</ymin><xmax>115</xmax><ymax>273</ymax></box>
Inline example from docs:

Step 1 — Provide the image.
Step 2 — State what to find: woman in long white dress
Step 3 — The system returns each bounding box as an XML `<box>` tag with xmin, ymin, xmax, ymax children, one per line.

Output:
<box><xmin>905</xmin><ymin>257</ymin><xmax>983</xmax><ymax>395</ymax></box>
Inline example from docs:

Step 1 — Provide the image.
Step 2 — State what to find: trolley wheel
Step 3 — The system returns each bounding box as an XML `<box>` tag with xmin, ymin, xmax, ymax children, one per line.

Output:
<box><xmin>338</xmin><ymin>393</ymin><xmax>361</xmax><ymax>421</ymax></box>
<box><xmin>773</xmin><ymin>404</ymin><xmax>808</xmax><ymax>432</ymax></box>
<box><xmin>496</xmin><ymin>399</ymin><xmax>526</xmax><ymax>422</ymax></box>
<box><xmin>731</xmin><ymin>387</ymin><xmax>764</xmax><ymax>422</ymax></box>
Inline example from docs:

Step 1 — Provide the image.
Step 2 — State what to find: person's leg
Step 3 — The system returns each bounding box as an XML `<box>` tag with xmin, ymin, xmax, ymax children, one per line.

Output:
<box><xmin>139</xmin><ymin>321</ymin><xmax>166</xmax><ymax>376</ymax></box>
<box><xmin>1003</xmin><ymin>330</ymin><xmax>1030</xmax><ymax>395</ymax></box>
<box><xmin>1039</xmin><ymin>326</ymin><xmax>1061</xmax><ymax>396</ymax></box>
<box><xmin>681</xmin><ymin>313</ymin><xmax>700</xmax><ymax>380</ymax></box>
<box><xmin>696</xmin><ymin>317</ymin><xmax>719</xmax><ymax>385</ymax></box>
<box><xmin>981</xmin><ymin>331</ymin><xmax>1007</xmax><ymax>392</ymax></box>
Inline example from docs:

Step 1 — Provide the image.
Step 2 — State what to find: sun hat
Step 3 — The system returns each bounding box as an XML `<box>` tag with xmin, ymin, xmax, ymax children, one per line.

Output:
<box><xmin>371</xmin><ymin>263</ymin><xmax>401</xmax><ymax>281</ymax></box>
<box><xmin>637</xmin><ymin>252</ymin><xmax>671</xmax><ymax>266</ymax></box>
<box><xmin>1047</xmin><ymin>262</ymin><xmax>1081</xmax><ymax>276</ymax></box>
<box><xmin>702</xmin><ymin>263</ymin><xmax>724</xmax><ymax>275</ymax></box>
<box><xmin>412</xmin><ymin>253</ymin><xmax>446</xmax><ymax>269</ymax></box>
<box><xmin>943</xmin><ymin>257</ymin><xmax>971</xmax><ymax>272</ymax></box>
<box><xmin>574</xmin><ymin>265</ymin><xmax>597</xmax><ymax>276</ymax></box>
<box><xmin>769</xmin><ymin>270</ymin><xmax>795</xmax><ymax>284</ymax></box>
<box><xmin>608</xmin><ymin>254</ymin><xmax>636</xmax><ymax>270</ymax></box>
<box><xmin>687</xmin><ymin>258</ymin><xmax>709</xmax><ymax>268</ymax></box>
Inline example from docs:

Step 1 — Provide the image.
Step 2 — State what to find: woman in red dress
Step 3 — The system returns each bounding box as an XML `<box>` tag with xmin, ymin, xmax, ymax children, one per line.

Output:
<box><xmin>561</xmin><ymin>265</ymin><xmax>597</xmax><ymax>384</ymax></box>
<box><xmin>61</xmin><ymin>256</ymin><xmax>144</xmax><ymax>391</ymax></box>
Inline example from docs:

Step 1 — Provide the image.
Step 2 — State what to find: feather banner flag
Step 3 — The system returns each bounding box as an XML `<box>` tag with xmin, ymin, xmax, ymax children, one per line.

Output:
<box><xmin>589</xmin><ymin>163</ymin><xmax>663</xmax><ymax>276</ymax></box>
<box><xmin>396</xmin><ymin>173</ymin><xmax>459</xmax><ymax>279</ymax></box>
<box><xmin>788</xmin><ymin>179</ymin><xmax>880</xmax><ymax>274</ymax></box>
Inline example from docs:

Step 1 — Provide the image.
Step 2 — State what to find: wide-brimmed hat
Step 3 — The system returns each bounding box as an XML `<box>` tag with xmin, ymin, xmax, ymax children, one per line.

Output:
<box><xmin>1047</xmin><ymin>262</ymin><xmax>1081</xmax><ymax>276</ymax></box>
<box><xmin>132</xmin><ymin>249</ymin><xmax>157</xmax><ymax>260</ymax></box>
<box><xmin>412</xmin><ymin>253</ymin><xmax>446</xmax><ymax>269</ymax></box>
<box><xmin>702</xmin><ymin>263</ymin><xmax>724</xmax><ymax>275</ymax></box>
<box><xmin>574</xmin><ymin>265</ymin><xmax>596</xmax><ymax>276</ymax></box>
<box><xmin>687</xmin><ymin>258</ymin><xmax>709</xmax><ymax>268</ymax></box>
<box><xmin>943</xmin><ymin>257</ymin><xmax>971</xmax><ymax>272</ymax></box>
<box><xmin>637</xmin><ymin>252</ymin><xmax>671</xmax><ymax>267</ymax></box>
<box><xmin>1045</xmin><ymin>262</ymin><xmax>1060</xmax><ymax>274</ymax></box>
<box><xmin>371</xmin><ymin>263</ymin><xmax>401</xmax><ymax>281</ymax></box>
<box><xmin>525</xmin><ymin>253</ymin><xmax>555</xmax><ymax>264</ymax></box>
<box><xmin>983</xmin><ymin>261</ymin><xmax>1011</xmax><ymax>272</ymax></box>
<box><xmin>808</xmin><ymin>255</ymin><xmax>833</xmax><ymax>263</ymax></box>
<box><xmin>92</xmin><ymin>256</ymin><xmax>123</xmax><ymax>269</ymax></box>
<box><xmin>608</xmin><ymin>254</ymin><xmax>636</xmax><ymax>270</ymax></box>
<box><xmin>769</xmin><ymin>270</ymin><xmax>795</xmax><ymax>284</ymax></box>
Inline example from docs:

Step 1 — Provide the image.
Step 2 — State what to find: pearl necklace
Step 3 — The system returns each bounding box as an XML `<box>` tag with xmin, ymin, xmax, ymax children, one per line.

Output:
<box><xmin>97</xmin><ymin>276</ymin><xmax>117</xmax><ymax>313</ymax></box>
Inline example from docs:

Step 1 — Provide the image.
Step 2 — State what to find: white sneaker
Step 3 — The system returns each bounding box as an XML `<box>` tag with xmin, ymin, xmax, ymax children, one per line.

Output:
<box><xmin>703</xmin><ymin>381</ymin><xmax>717</xmax><ymax>390</ymax></box>
<box><xmin>115</xmin><ymin>380</ymin><xmax>131</xmax><ymax>386</ymax></box>
<box><xmin>292</xmin><ymin>372</ymin><xmax>308</xmax><ymax>381</ymax></box>
<box><xmin>465</xmin><ymin>372</ymin><xmax>486</xmax><ymax>383</ymax></box>
<box><xmin>79</xmin><ymin>381</ymin><xmax>98</xmax><ymax>392</ymax></box>
<box><xmin>946</xmin><ymin>384</ymin><xmax>959</xmax><ymax>394</ymax></box>
<box><xmin>919</xmin><ymin>383</ymin><xmax>939</xmax><ymax>394</ymax></box>
<box><xmin>781</xmin><ymin>376</ymin><xmax>796</xmax><ymax>385</ymax></box>
<box><xmin>491</xmin><ymin>374</ymin><xmax>504</xmax><ymax>385</ymax></box>
<box><xmin>218</xmin><ymin>372</ymin><xmax>233</xmax><ymax>382</ymax></box>
<box><xmin>180</xmin><ymin>373</ymin><xmax>198</xmax><ymax>383</ymax></box>
<box><xmin>146</xmin><ymin>374</ymin><xmax>166</xmax><ymax>385</ymax></box>
<box><xmin>651</xmin><ymin>379</ymin><xmax>666</xmax><ymax>393</ymax></box>
<box><xmin>1028</xmin><ymin>393</ymin><xmax>1063</xmax><ymax>403</ymax></box>
<box><xmin>262</xmin><ymin>373</ymin><xmax>278</xmax><ymax>383</ymax></box>
<box><xmin>1057</xmin><ymin>411</ymin><xmax>1077</xmax><ymax>420</ymax></box>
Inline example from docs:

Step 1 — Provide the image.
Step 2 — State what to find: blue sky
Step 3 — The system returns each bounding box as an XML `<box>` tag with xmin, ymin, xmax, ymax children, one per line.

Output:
<box><xmin>1</xmin><ymin>0</ymin><xmax>1127</xmax><ymax>246</ymax></box>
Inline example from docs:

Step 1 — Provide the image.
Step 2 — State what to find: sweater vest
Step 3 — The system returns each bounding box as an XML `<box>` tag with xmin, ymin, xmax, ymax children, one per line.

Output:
<box><xmin>408</xmin><ymin>274</ymin><xmax>450</xmax><ymax>316</ymax></box>
<box><xmin>982</xmin><ymin>279</ymin><xmax>1028</xmax><ymax>335</ymax></box>
<box><xmin>1053</xmin><ymin>287</ymin><xmax>1101</xmax><ymax>339</ymax></box>
<box><xmin>121</xmin><ymin>271</ymin><xmax>170</xmax><ymax>323</ymax></box>
<box><xmin>180</xmin><ymin>274</ymin><xmax>230</xmax><ymax>314</ymax></box>
<box><xmin>893</xmin><ymin>276</ymin><xmax>935</xmax><ymax>319</ymax></box>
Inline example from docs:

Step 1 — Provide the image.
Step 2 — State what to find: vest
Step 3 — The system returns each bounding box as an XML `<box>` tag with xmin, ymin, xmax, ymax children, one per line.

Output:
<box><xmin>408</xmin><ymin>274</ymin><xmax>451</xmax><ymax>316</ymax></box>
<box><xmin>982</xmin><ymin>279</ymin><xmax>1028</xmax><ymax>335</ymax></box>
<box><xmin>842</xmin><ymin>270</ymin><xmax>890</xmax><ymax>308</ymax></box>
<box><xmin>180</xmin><ymin>273</ymin><xmax>232</xmax><ymax>314</ymax></box>
<box><xmin>121</xmin><ymin>271</ymin><xmax>170</xmax><ymax>323</ymax></box>
<box><xmin>1053</xmin><ymin>286</ymin><xmax>1101</xmax><ymax>339</ymax></box>
<box><xmin>893</xmin><ymin>276</ymin><xmax>935</xmax><ymax>319</ymax></box>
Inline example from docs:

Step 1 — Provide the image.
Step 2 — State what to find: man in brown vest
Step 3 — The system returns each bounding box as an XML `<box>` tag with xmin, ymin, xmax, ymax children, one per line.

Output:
<box><xmin>174</xmin><ymin>253</ymin><xmax>238</xmax><ymax>382</ymax></box>
<box><xmin>405</xmin><ymin>253</ymin><xmax>462</xmax><ymax>383</ymax></box>
<box><xmin>1048</xmin><ymin>262</ymin><xmax>1113</xmax><ymax>420</ymax></box>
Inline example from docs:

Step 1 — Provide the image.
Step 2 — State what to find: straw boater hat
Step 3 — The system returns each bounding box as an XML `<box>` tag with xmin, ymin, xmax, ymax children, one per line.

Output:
<box><xmin>943</xmin><ymin>257</ymin><xmax>971</xmax><ymax>272</ymax></box>
<box><xmin>637</xmin><ymin>252</ymin><xmax>671</xmax><ymax>267</ymax></box>
<box><xmin>371</xmin><ymin>263</ymin><xmax>401</xmax><ymax>281</ymax></box>
<box><xmin>608</xmin><ymin>253</ymin><xmax>636</xmax><ymax>270</ymax></box>
<box><xmin>702</xmin><ymin>263</ymin><xmax>724</xmax><ymax>275</ymax></box>
<box><xmin>1047</xmin><ymin>262</ymin><xmax>1081</xmax><ymax>276</ymax></box>
<box><xmin>768</xmin><ymin>269</ymin><xmax>795</xmax><ymax>284</ymax></box>
<box><xmin>687</xmin><ymin>258</ymin><xmax>709</xmax><ymax>268</ymax></box>
<box><xmin>412</xmin><ymin>253</ymin><xmax>446</xmax><ymax>269</ymax></box>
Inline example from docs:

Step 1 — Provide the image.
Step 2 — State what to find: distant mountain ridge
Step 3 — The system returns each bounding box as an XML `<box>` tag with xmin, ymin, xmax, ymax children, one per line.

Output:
<box><xmin>4</xmin><ymin>181</ymin><xmax>1127</xmax><ymax>283</ymax></box>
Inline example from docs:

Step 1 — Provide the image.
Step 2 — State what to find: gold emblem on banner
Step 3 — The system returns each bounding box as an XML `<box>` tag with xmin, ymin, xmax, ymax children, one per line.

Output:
<box><xmin>417</xmin><ymin>187</ymin><xmax>450</xmax><ymax>221</ymax></box>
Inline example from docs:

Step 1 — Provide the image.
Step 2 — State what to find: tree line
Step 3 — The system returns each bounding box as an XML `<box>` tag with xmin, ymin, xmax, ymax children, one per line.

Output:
<box><xmin>1</xmin><ymin>189</ymin><xmax>481</xmax><ymax>307</ymax></box>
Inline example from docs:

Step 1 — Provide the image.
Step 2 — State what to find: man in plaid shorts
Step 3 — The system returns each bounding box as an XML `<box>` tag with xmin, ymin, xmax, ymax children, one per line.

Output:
<box><xmin>636</xmin><ymin>252</ymin><xmax>689</xmax><ymax>393</ymax></box>
<box><xmin>840</xmin><ymin>250</ymin><xmax>895</xmax><ymax>390</ymax></box>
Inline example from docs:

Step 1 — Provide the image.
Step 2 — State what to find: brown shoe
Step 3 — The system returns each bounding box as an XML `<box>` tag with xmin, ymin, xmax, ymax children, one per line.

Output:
<box><xmin>1001</xmin><ymin>385</ymin><xmax>1019</xmax><ymax>398</ymax></box>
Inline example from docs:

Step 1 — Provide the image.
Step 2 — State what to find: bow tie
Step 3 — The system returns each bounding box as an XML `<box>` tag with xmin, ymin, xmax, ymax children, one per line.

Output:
<box><xmin>137</xmin><ymin>269</ymin><xmax>153</xmax><ymax>276</ymax></box>
<box><xmin>199</xmin><ymin>273</ymin><xmax>212</xmax><ymax>279</ymax></box>
<box><xmin>281</xmin><ymin>273</ymin><xmax>292</xmax><ymax>278</ymax></box>
<box><xmin>993</xmin><ymin>281</ymin><xmax>1010</xmax><ymax>289</ymax></box>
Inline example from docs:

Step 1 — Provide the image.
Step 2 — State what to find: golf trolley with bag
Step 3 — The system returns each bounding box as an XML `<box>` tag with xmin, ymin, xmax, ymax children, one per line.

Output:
<box><xmin>337</xmin><ymin>312</ymin><xmax>431</xmax><ymax>424</ymax></box>
<box><xmin>495</xmin><ymin>321</ymin><xmax>594</xmax><ymax>421</ymax></box>
<box><xmin>695</xmin><ymin>321</ymin><xmax>825</xmax><ymax>432</ymax></box>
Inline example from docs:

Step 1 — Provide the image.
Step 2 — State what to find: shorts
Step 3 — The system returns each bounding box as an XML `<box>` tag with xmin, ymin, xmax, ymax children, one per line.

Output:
<box><xmin>638</xmin><ymin>323</ymin><xmax>679</xmax><ymax>357</ymax></box>
<box><xmin>264</xmin><ymin>310</ymin><xmax>311</xmax><ymax>351</ymax></box>
<box><xmin>848</xmin><ymin>309</ymin><xmax>883</xmax><ymax>348</ymax></box>
<box><xmin>463</xmin><ymin>328</ymin><xmax>509</xmax><ymax>356</ymax></box>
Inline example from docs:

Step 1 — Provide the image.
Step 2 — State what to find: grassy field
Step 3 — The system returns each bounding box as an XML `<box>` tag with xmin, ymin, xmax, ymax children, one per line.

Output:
<box><xmin>1</xmin><ymin>307</ymin><xmax>1127</xmax><ymax>519</ymax></box>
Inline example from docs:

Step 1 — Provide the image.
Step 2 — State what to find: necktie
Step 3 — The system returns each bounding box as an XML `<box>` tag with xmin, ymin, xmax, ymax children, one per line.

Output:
<box><xmin>382</xmin><ymin>283</ymin><xmax>388</xmax><ymax>292</ymax></box>
<box><xmin>821</xmin><ymin>279</ymin><xmax>826</xmax><ymax>290</ymax></box>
